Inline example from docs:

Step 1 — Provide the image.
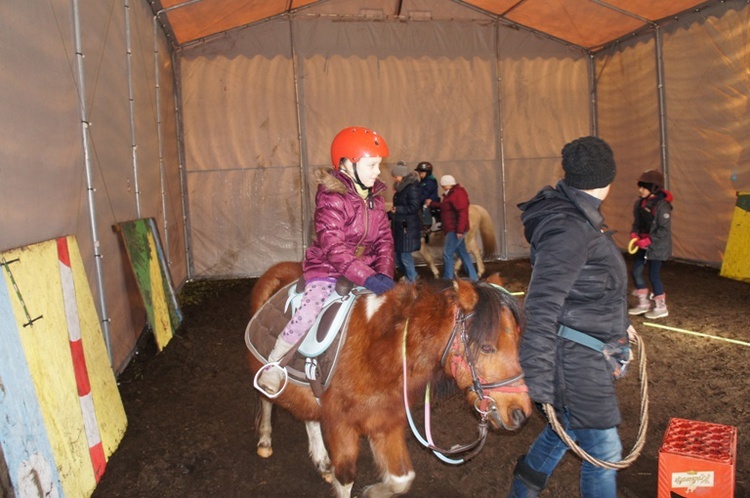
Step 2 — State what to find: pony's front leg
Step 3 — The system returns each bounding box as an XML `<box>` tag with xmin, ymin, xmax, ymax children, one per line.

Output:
<box><xmin>256</xmin><ymin>397</ymin><xmax>274</xmax><ymax>458</ymax></box>
<box><xmin>362</xmin><ymin>428</ymin><xmax>415</xmax><ymax>497</ymax></box>
<box><xmin>326</xmin><ymin>423</ymin><xmax>360</xmax><ymax>498</ymax></box>
<box><xmin>305</xmin><ymin>421</ymin><xmax>333</xmax><ymax>483</ymax></box>
<box><xmin>465</xmin><ymin>237</ymin><xmax>484</xmax><ymax>277</ymax></box>
<box><xmin>418</xmin><ymin>246</ymin><xmax>439</xmax><ymax>278</ymax></box>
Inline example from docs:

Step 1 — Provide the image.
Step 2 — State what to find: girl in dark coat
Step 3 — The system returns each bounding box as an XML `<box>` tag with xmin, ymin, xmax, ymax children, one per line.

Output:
<box><xmin>390</xmin><ymin>163</ymin><xmax>422</xmax><ymax>281</ymax></box>
<box><xmin>508</xmin><ymin>136</ymin><xmax>635</xmax><ymax>498</ymax></box>
<box><xmin>628</xmin><ymin>169</ymin><xmax>673</xmax><ymax>318</ymax></box>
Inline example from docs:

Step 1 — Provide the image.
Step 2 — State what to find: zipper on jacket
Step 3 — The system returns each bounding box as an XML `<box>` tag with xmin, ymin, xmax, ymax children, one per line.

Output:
<box><xmin>354</xmin><ymin>194</ymin><xmax>370</xmax><ymax>258</ymax></box>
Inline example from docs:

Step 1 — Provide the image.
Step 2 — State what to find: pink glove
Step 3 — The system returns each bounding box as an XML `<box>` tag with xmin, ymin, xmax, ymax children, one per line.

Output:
<box><xmin>630</xmin><ymin>232</ymin><xmax>638</xmax><ymax>241</ymax></box>
<box><xmin>636</xmin><ymin>236</ymin><xmax>652</xmax><ymax>249</ymax></box>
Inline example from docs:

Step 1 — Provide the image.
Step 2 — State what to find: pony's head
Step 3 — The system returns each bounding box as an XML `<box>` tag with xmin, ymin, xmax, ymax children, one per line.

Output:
<box><xmin>443</xmin><ymin>277</ymin><xmax>532</xmax><ymax>431</ymax></box>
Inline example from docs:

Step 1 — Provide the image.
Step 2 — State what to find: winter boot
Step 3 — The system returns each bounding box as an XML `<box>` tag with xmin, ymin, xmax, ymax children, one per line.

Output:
<box><xmin>628</xmin><ymin>288</ymin><xmax>651</xmax><ymax>316</ymax></box>
<box><xmin>645</xmin><ymin>294</ymin><xmax>668</xmax><ymax>319</ymax></box>
<box><xmin>254</xmin><ymin>337</ymin><xmax>295</xmax><ymax>398</ymax></box>
<box><xmin>507</xmin><ymin>455</ymin><xmax>549</xmax><ymax>497</ymax></box>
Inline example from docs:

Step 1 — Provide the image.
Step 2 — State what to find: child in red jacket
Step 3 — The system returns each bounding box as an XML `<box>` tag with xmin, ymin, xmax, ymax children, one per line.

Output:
<box><xmin>425</xmin><ymin>175</ymin><xmax>478</xmax><ymax>281</ymax></box>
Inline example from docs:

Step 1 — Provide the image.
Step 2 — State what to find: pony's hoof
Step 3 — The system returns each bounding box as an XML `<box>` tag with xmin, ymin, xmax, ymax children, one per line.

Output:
<box><xmin>321</xmin><ymin>471</ymin><xmax>333</xmax><ymax>483</ymax></box>
<box><xmin>257</xmin><ymin>445</ymin><xmax>273</xmax><ymax>458</ymax></box>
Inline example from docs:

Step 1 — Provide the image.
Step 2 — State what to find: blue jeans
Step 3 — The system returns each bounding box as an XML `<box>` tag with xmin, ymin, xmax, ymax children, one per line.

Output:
<box><xmin>631</xmin><ymin>250</ymin><xmax>664</xmax><ymax>295</ymax></box>
<box><xmin>442</xmin><ymin>232</ymin><xmax>478</xmax><ymax>281</ymax></box>
<box><xmin>508</xmin><ymin>415</ymin><xmax>622</xmax><ymax>498</ymax></box>
<box><xmin>395</xmin><ymin>251</ymin><xmax>418</xmax><ymax>282</ymax></box>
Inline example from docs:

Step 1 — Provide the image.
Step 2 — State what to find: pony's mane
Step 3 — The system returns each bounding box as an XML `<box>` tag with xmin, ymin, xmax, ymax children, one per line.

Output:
<box><xmin>465</xmin><ymin>282</ymin><xmax>524</xmax><ymax>355</ymax></box>
<box><xmin>428</xmin><ymin>371</ymin><xmax>460</xmax><ymax>400</ymax></box>
<box><xmin>423</xmin><ymin>280</ymin><xmax>525</xmax><ymax>401</ymax></box>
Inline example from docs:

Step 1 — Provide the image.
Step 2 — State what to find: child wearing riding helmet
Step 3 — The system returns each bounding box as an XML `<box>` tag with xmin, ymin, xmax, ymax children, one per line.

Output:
<box><xmin>415</xmin><ymin>161</ymin><xmax>441</xmax><ymax>230</ymax></box>
<box><xmin>255</xmin><ymin>126</ymin><xmax>396</xmax><ymax>396</ymax></box>
<box><xmin>628</xmin><ymin>169</ymin><xmax>673</xmax><ymax>319</ymax></box>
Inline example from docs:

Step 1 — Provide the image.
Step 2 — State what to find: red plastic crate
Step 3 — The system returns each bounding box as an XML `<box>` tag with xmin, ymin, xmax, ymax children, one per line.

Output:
<box><xmin>658</xmin><ymin>418</ymin><xmax>737</xmax><ymax>497</ymax></box>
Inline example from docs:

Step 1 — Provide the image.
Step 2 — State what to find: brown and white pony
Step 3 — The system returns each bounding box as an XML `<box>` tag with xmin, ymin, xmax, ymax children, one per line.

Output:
<box><xmin>246</xmin><ymin>262</ymin><xmax>531</xmax><ymax>497</ymax></box>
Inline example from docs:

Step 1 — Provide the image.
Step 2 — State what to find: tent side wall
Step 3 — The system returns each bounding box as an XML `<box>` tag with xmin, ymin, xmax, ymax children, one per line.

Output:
<box><xmin>596</xmin><ymin>1</ymin><xmax>750</xmax><ymax>265</ymax></box>
<box><xmin>0</xmin><ymin>0</ymin><xmax>185</xmax><ymax>373</ymax></box>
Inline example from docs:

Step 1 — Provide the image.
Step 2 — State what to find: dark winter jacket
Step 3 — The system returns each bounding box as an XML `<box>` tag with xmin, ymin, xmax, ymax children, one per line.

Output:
<box><xmin>631</xmin><ymin>190</ymin><xmax>673</xmax><ymax>261</ymax></box>
<box><xmin>391</xmin><ymin>172</ymin><xmax>422</xmax><ymax>253</ymax></box>
<box><xmin>418</xmin><ymin>174</ymin><xmax>440</xmax><ymax>206</ymax></box>
<box><xmin>303</xmin><ymin>168</ymin><xmax>395</xmax><ymax>286</ymax></box>
<box><xmin>518</xmin><ymin>180</ymin><xmax>629</xmax><ymax>430</ymax></box>
<box><xmin>431</xmin><ymin>183</ymin><xmax>470</xmax><ymax>235</ymax></box>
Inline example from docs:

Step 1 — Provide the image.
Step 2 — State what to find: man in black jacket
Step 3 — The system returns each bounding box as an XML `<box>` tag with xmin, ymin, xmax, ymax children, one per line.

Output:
<box><xmin>508</xmin><ymin>136</ymin><xmax>634</xmax><ymax>498</ymax></box>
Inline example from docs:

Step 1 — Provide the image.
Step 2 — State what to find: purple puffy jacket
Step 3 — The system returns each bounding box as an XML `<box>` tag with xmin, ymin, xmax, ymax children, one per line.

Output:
<box><xmin>302</xmin><ymin>168</ymin><xmax>395</xmax><ymax>286</ymax></box>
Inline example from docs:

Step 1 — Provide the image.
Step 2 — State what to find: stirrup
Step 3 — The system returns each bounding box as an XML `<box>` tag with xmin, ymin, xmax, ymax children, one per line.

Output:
<box><xmin>253</xmin><ymin>362</ymin><xmax>289</xmax><ymax>399</ymax></box>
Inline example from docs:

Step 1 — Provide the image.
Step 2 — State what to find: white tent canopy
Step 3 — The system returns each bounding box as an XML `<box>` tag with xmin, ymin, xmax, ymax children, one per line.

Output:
<box><xmin>1</xmin><ymin>0</ymin><xmax>748</xmax><ymax>371</ymax></box>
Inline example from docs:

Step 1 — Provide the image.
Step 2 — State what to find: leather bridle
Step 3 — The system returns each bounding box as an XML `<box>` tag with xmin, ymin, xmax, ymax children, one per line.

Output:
<box><xmin>404</xmin><ymin>300</ymin><xmax>527</xmax><ymax>464</ymax></box>
<box><xmin>441</xmin><ymin>309</ymin><xmax>528</xmax><ymax>417</ymax></box>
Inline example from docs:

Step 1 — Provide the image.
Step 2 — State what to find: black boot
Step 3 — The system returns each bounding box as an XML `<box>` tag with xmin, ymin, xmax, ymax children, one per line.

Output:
<box><xmin>507</xmin><ymin>455</ymin><xmax>549</xmax><ymax>498</ymax></box>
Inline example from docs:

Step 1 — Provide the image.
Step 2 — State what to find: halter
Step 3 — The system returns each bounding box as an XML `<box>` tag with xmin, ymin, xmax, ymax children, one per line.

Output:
<box><xmin>403</xmin><ymin>295</ymin><xmax>527</xmax><ymax>465</ymax></box>
<box><xmin>440</xmin><ymin>310</ymin><xmax>528</xmax><ymax>402</ymax></box>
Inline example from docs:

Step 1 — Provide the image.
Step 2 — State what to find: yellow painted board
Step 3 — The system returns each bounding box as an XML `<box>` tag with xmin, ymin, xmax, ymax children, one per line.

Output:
<box><xmin>66</xmin><ymin>236</ymin><xmax>127</xmax><ymax>458</ymax></box>
<box><xmin>147</xmin><ymin>229</ymin><xmax>174</xmax><ymax>349</ymax></box>
<box><xmin>720</xmin><ymin>193</ymin><xmax>750</xmax><ymax>283</ymax></box>
<box><xmin>114</xmin><ymin>218</ymin><xmax>181</xmax><ymax>351</ymax></box>
<box><xmin>3</xmin><ymin>239</ymin><xmax>96</xmax><ymax>497</ymax></box>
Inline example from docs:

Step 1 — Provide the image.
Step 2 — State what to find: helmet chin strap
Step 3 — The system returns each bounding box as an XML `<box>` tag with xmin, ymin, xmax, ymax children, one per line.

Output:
<box><xmin>350</xmin><ymin>162</ymin><xmax>374</xmax><ymax>208</ymax></box>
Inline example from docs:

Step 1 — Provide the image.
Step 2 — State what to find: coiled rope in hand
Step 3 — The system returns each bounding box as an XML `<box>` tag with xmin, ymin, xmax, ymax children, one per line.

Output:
<box><xmin>542</xmin><ymin>331</ymin><xmax>649</xmax><ymax>470</ymax></box>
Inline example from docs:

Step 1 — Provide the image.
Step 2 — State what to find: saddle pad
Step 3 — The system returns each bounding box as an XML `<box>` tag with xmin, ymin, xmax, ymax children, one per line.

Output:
<box><xmin>244</xmin><ymin>281</ymin><xmax>350</xmax><ymax>390</ymax></box>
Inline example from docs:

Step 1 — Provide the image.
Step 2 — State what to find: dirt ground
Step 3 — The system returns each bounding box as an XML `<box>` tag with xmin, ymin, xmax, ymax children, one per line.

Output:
<box><xmin>92</xmin><ymin>257</ymin><xmax>749</xmax><ymax>498</ymax></box>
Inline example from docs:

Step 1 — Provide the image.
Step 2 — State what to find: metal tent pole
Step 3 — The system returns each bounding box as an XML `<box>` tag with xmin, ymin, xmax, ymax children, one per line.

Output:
<box><xmin>589</xmin><ymin>53</ymin><xmax>598</xmax><ymax>136</ymax></box>
<box><xmin>150</xmin><ymin>0</ymin><xmax>202</xmax><ymax>270</ymax></box>
<box><xmin>125</xmin><ymin>0</ymin><xmax>142</xmax><ymax>217</ymax></box>
<box><xmin>153</xmin><ymin>12</ymin><xmax>170</xmax><ymax>266</ymax></box>
<box><xmin>72</xmin><ymin>0</ymin><xmax>113</xmax><ymax>362</ymax></box>
<box><xmin>290</xmin><ymin>16</ymin><xmax>311</xmax><ymax>251</ymax></box>
<box><xmin>171</xmin><ymin>51</ymin><xmax>193</xmax><ymax>279</ymax></box>
<box><xmin>495</xmin><ymin>21</ymin><xmax>507</xmax><ymax>261</ymax></box>
<box><xmin>655</xmin><ymin>27</ymin><xmax>670</xmax><ymax>189</ymax></box>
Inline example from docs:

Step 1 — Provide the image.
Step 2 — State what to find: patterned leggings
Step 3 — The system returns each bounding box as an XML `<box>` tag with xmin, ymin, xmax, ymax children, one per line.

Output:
<box><xmin>279</xmin><ymin>278</ymin><xmax>336</xmax><ymax>344</ymax></box>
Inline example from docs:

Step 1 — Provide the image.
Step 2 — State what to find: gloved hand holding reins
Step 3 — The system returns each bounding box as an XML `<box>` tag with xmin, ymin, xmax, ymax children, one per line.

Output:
<box><xmin>364</xmin><ymin>273</ymin><xmax>395</xmax><ymax>295</ymax></box>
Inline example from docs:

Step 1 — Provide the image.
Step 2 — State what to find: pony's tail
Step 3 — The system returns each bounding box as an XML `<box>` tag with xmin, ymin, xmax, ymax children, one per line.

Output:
<box><xmin>250</xmin><ymin>261</ymin><xmax>303</xmax><ymax>317</ymax></box>
<box><xmin>475</xmin><ymin>205</ymin><xmax>497</xmax><ymax>259</ymax></box>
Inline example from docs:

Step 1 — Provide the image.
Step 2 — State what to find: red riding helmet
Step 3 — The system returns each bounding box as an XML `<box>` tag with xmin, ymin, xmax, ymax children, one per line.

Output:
<box><xmin>330</xmin><ymin>127</ymin><xmax>389</xmax><ymax>169</ymax></box>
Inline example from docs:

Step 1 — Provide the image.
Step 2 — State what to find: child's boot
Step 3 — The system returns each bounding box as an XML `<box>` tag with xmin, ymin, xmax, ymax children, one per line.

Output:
<box><xmin>644</xmin><ymin>294</ymin><xmax>668</xmax><ymax>319</ymax></box>
<box><xmin>254</xmin><ymin>337</ymin><xmax>295</xmax><ymax>397</ymax></box>
<box><xmin>628</xmin><ymin>288</ymin><xmax>651</xmax><ymax>316</ymax></box>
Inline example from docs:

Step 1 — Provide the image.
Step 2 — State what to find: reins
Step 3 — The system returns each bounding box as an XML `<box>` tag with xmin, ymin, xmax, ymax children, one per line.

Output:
<box><xmin>403</xmin><ymin>314</ymin><xmax>488</xmax><ymax>464</ymax></box>
<box><xmin>543</xmin><ymin>331</ymin><xmax>649</xmax><ymax>470</ymax></box>
<box><xmin>403</xmin><ymin>299</ymin><xmax>527</xmax><ymax>465</ymax></box>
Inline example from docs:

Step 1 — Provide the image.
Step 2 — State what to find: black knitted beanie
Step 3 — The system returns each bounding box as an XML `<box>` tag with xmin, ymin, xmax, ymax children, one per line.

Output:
<box><xmin>562</xmin><ymin>136</ymin><xmax>616</xmax><ymax>190</ymax></box>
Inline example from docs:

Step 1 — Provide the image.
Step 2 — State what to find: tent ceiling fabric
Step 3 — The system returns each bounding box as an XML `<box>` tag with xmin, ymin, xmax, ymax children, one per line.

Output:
<box><xmin>158</xmin><ymin>0</ymin><xmax>713</xmax><ymax>50</ymax></box>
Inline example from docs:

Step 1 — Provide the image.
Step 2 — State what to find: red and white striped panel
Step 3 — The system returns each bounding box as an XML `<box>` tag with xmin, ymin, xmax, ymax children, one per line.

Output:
<box><xmin>57</xmin><ymin>237</ymin><xmax>107</xmax><ymax>481</ymax></box>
